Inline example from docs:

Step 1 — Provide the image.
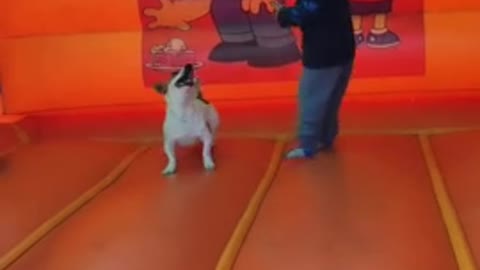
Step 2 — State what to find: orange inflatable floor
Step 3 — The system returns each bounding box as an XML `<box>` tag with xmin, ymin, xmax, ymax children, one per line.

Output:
<box><xmin>1</xmin><ymin>92</ymin><xmax>480</xmax><ymax>270</ymax></box>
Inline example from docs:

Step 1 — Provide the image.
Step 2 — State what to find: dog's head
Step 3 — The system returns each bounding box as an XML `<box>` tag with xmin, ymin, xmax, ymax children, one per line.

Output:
<box><xmin>153</xmin><ymin>64</ymin><xmax>198</xmax><ymax>103</ymax></box>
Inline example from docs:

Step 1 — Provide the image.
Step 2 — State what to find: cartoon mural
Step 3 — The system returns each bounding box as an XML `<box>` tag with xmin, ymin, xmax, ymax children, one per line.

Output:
<box><xmin>142</xmin><ymin>0</ymin><xmax>301</xmax><ymax>68</ymax></box>
<box><xmin>138</xmin><ymin>0</ymin><xmax>425</xmax><ymax>86</ymax></box>
<box><xmin>143</xmin><ymin>0</ymin><xmax>209</xmax><ymax>31</ymax></box>
<box><xmin>351</xmin><ymin>0</ymin><xmax>400</xmax><ymax>48</ymax></box>
<box><xmin>208</xmin><ymin>0</ymin><xmax>300</xmax><ymax>67</ymax></box>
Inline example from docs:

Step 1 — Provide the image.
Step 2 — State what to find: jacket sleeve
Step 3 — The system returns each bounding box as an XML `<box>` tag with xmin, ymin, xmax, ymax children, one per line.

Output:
<box><xmin>276</xmin><ymin>0</ymin><xmax>322</xmax><ymax>28</ymax></box>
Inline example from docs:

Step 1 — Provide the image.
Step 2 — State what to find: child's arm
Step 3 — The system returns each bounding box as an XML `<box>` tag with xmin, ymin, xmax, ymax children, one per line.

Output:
<box><xmin>276</xmin><ymin>0</ymin><xmax>323</xmax><ymax>28</ymax></box>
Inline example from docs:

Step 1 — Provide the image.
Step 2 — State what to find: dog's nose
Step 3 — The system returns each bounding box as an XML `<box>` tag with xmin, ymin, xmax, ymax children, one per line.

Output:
<box><xmin>184</xmin><ymin>63</ymin><xmax>193</xmax><ymax>70</ymax></box>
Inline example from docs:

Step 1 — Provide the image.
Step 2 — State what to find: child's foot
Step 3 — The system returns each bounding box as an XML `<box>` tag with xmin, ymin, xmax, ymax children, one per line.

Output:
<box><xmin>285</xmin><ymin>142</ymin><xmax>334</xmax><ymax>159</ymax></box>
<box><xmin>285</xmin><ymin>147</ymin><xmax>316</xmax><ymax>159</ymax></box>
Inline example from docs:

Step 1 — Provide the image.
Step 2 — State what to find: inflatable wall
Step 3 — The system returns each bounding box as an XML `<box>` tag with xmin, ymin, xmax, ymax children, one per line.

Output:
<box><xmin>0</xmin><ymin>0</ymin><xmax>479</xmax><ymax>114</ymax></box>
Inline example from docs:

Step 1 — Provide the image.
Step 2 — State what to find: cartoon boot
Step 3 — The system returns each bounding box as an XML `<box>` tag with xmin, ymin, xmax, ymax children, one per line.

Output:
<box><xmin>350</xmin><ymin>0</ymin><xmax>400</xmax><ymax>48</ymax></box>
<box><xmin>366</xmin><ymin>13</ymin><xmax>400</xmax><ymax>48</ymax></box>
<box><xmin>352</xmin><ymin>15</ymin><xmax>365</xmax><ymax>46</ymax></box>
<box><xmin>209</xmin><ymin>0</ymin><xmax>301</xmax><ymax>67</ymax></box>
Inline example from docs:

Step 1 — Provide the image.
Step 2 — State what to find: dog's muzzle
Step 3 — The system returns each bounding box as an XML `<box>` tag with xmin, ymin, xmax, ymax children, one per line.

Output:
<box><xmin>175</xmin><ymin>64</ymin><xmax>195</xmax><ymax>87</ymax></box>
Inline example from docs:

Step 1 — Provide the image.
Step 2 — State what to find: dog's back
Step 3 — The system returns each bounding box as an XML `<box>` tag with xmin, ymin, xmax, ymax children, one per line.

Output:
<box><xmin>194</xmin><ymin>79</ymin><xmax>219</xmax><ymax>136</ymax></box>
<box><xmin>203</xmin><ymin>99</ymin><xmax>219</xmax><ymax>137</ymax></box>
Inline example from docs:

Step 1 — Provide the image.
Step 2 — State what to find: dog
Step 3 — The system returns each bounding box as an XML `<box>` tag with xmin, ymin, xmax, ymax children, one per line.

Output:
<box><xmin>153</xmin><ymin>63</ymin><xmax>219</xmax><ymax>175</ymax></box>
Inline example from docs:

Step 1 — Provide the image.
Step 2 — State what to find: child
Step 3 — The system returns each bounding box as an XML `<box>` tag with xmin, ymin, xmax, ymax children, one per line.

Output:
<box><xmin>271</xmin><ymin>0</ymin><xmax>356</xmax><ymax>159</ymax></box>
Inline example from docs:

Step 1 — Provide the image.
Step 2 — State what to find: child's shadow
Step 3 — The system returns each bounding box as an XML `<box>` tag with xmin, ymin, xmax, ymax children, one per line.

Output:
<box><xmin>0</xmin><ymin>157</ymin><xmax>9</xmax><ymax>173</ymax></box>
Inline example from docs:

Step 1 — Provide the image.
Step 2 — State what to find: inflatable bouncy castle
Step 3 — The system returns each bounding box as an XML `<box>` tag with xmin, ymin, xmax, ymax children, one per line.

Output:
<box><xmin>1</xmin><ymin>0</ymin><xmax>480</xmax><ymax>269</ymax></box>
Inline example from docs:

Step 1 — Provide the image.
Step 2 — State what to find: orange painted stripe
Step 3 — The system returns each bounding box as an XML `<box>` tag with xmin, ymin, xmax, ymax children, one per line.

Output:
<box><xmin>216</xmin><ymin>138</ymin><xmax>286</xmax><ymax>270</ymax></box>
<box><xmin>419</xmin><ymin>134</ymin><xmax>477</xmax><ymax>270</ymax></box>
<box><xmin>0</xmin><ymin>145</ymin><xmax>149</xmax><ymax>270</ymax></box>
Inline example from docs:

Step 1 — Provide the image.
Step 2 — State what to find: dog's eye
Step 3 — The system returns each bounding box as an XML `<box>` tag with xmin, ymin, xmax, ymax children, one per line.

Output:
<box><xmin>174</xmin><ymin>80</ymin><xmax>194</xmax><ymax>88</ymax></box>
<box><xmin>174</xmin><ymin>81</ymin><xmax>185</xmax><ymax>88</ymax></box>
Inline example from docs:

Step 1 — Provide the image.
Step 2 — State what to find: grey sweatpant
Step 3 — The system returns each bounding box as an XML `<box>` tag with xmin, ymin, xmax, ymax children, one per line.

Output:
<box><xmin>297</xmin><ymin>61</ymin><xmax>353</xmax><ymax>149</ymax></box>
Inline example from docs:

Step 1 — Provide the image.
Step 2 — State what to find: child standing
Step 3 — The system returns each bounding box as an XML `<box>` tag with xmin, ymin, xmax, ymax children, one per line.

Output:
<box><xmin>271</xmin><ymin>0</ymin><xmax>356</xmax><ymax>158</ymax></box>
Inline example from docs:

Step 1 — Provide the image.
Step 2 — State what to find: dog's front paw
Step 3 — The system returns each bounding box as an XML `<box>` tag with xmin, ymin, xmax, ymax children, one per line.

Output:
<box><xmin>162</xmin><ymin>164</ymin><xmax>176</xmax><ymax>175</ymax></box>
<box><xmin>203</xmin><ymin>158</ymin><xmax>215</xmax><ymax>171</ymax></box>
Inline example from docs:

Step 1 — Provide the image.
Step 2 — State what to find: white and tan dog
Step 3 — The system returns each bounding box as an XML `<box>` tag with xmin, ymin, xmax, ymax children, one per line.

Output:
<box><xmin>153</xmin><ymin>63</ymin><xmax>219</xmax><ymax>175</ymax></box>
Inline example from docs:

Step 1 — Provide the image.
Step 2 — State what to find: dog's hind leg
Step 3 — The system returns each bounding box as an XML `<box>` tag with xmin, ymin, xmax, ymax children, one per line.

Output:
<box><xmin>206</xmin><ymin>107</ymin><xmax>220</xmax><ymax>144</ymax></box>
<box><xmin>201</xmin><ymin>132</ymin><xmax>215</xmax><ymax>171</ymax></box>
<box><xmin>162</xmin><ymin>138</ymin><xmax>177</xmax><ymax>175</ymax></box>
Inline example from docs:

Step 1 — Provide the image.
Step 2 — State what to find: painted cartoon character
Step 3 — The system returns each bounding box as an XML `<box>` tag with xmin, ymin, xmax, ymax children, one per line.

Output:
<box><xmin>143</xmin><ymin>0</ymin><xmax>301</xmax><ymax>68</ymax></box>
<box><xmin>350</xmin><ymin>0</ymin><xmax>400</xmax><ymax>48</ymax></box>
<box><xmin>209</xmin><ymin>0</ymin><xmax>301</xmax><ymax>67</ymax></box>
<box><xmin>143</xmin><ymin>0</ymin><xmax>211</xmax><ymax>31</ymax></box>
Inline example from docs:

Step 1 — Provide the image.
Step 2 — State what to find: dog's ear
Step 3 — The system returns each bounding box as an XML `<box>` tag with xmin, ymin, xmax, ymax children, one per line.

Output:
<box><xmin>171</xmin><ymin>71</ymin><xmax>179</xmax><ymax>77</ymax></box>
<box><xmin>153</xmin><ymin>83</ymin><xmax>167</xmax><ymax>95</ymax></box>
